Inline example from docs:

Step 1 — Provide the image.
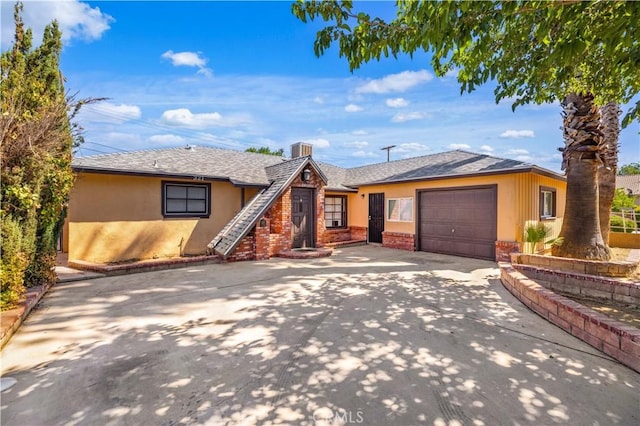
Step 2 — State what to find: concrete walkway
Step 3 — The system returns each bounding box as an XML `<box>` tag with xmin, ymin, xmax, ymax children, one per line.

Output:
<box><xmin>1</xmin><ymin>246</ymin><xmax>638</xmax><ymax>425</ymax></box>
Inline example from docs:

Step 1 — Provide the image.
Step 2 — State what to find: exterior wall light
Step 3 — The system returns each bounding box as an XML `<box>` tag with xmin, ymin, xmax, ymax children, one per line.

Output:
<box><xmin>302</xmin><ymin>168</ymin><xmax>312</xmax><ymax>183</ymax></box>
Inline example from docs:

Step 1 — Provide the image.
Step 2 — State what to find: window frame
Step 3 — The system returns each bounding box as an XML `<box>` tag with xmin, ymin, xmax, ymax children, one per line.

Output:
<box><xmin>324</xmin><ymin>195</ymin><xmax>347</xmax><ymax>229</ymax></box>
<box><xmin>162</xmin><ymin>181</ymin><xmax>211</xmax><ymax>218</ymax></box>
<box><xmin>387</xmin><ymin>197</ymin><xmax>414</xmax><ymax>222</ymax></box>
<box><xmin>539</xmin><ymin>186</ymin><xmax>557</xmax><ymax>220</ymax></box>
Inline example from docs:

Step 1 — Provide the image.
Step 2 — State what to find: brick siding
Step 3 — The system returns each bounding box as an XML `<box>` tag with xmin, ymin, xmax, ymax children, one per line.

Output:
<box><xmin>382</xmin><ymin>232</ymin><xmax>415</xmax><ymax>251</ymax></box>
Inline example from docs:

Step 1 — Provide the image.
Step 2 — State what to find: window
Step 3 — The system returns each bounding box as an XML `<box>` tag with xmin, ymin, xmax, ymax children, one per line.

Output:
<box><xmin>162</xmin><ymin>182</ymin><xmax>211</xmax><ymax>218</ymax></box>
<box><xmin>387</xmin><ymin>197</ymin><xmax>413</xmax><ymax>222</ymax></box>
<box><xmin>325</xmin><ymin>196</ymin><xmax>347</xmax><ymax>228</ymax></box>
<box><xmin>539</xmin><ymin>187</ymin><xmax>556</xmax><ymax>219</ymax></box>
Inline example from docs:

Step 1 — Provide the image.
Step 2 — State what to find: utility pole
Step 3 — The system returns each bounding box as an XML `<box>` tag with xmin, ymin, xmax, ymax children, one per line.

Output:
<box><xmin>380</xmin><ymin>145</ymin><xmax>396</xmax><ymax>162</ymax></box>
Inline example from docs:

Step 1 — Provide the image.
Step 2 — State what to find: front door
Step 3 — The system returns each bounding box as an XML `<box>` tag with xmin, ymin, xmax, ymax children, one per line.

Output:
<box><xmin>291</xmin><ymin>188</ymin><xmax>314</xmax><ymax>248</ymax></box>
<box><xmin>368</xmin><ymin>193</ymin><xmax>384</xmax><ymax>243</ymax></box>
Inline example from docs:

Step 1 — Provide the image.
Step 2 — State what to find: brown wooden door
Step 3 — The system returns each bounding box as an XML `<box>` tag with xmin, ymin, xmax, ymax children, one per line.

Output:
<box><xmin>418</xmin><ymin>186</ymin><xmax>497</xmax><ymax>260</ymax></box>
<box><xmin>368</xmin><ymin>193</ymin><xmax>385</xmax><ymax>243</ymax></box>
<box><xmin>291</xmin><ymin>188</ymin><xmax>314</xmax><ymax>248</ymax></box>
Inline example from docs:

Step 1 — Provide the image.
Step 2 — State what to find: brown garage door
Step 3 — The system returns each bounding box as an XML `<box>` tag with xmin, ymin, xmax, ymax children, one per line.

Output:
<box><xmin>418</xmin><ymin>186</ymin><xmax>497</xmax><ymax>260</ymax></box>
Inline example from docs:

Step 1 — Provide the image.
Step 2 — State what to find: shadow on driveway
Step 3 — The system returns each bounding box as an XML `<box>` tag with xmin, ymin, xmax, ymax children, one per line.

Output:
<box><xmin>1</xmin><ymin>246</ymin><xmax>638</xmax><ymax>425</ymax></box>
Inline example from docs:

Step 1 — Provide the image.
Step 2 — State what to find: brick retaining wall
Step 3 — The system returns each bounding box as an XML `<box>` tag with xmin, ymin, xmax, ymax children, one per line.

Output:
<box><xmin>500</xmin><ymin>263</ymin><xmax>640</xmax><ymax>373</ymax></box>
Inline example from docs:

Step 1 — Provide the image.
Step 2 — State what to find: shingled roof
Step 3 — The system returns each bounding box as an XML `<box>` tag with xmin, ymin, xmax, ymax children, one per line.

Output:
<box><xmin>342</xmin><ymin>150</ymin><xmax>543</xmax><ymax>186</ymax></box>
<box><xmin>208</xmin><ymin>156</ymin><xmax>327</xmax><ymax>258</ymax></box>
<box><xmin>72</xmin><ymin>145</ymin><xmax>286</xmax><ymax>186</ymax></box>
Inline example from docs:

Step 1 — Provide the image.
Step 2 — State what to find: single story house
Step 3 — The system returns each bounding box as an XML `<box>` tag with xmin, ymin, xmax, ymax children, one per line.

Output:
<box><xmin>616</xmin><ymin>174</ymin><xmax>640</xmax><ymax>206</ymax></box>
<box><xmin>64</xmin><ymin>143</ymin><xmax>566</xmax><ymax>263</ymax></box>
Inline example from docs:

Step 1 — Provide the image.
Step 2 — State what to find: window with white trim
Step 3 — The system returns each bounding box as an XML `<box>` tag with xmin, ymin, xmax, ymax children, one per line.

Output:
<box><xmin>162</xmin><ymin>182</ymin><xmax>211</xmax><ymax>218</ymax></box>
<box><xmin>540</xmin><ymin>187</ymin><xmax>556</xmax><ymax>219</ymax></box>
<box><xmin>325</xmin><ymin>196</ymin><xmax>347</xmax><ymax>228</ymax></box>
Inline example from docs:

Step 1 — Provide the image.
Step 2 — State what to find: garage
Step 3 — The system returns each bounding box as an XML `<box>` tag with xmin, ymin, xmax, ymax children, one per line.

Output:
<box><xmin>418</xmin><ymin>185</ymin><xmax>497</xmax><ymax>260</ymax></box>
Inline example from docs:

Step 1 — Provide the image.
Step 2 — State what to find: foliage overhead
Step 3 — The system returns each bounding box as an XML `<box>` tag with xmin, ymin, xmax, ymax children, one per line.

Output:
<box><xmin>292</xmin><ymin>0</ymin><xmax>640</xmax><ymax>126</ymax></box>
<box><xmin>245</xmin><ymin>146</ymin><xmax>285</xmax><ymax>156</ymax></box>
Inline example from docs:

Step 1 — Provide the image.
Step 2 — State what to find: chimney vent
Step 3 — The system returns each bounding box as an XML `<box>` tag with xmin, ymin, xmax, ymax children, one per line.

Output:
<box><xmin>291</xmin><ymin>142</ymin><xmax>313</xmax><ymax>158</ymax></box>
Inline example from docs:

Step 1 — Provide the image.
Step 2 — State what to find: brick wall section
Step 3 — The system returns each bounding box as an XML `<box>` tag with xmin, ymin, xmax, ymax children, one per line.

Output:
<box><xmin>382</xmin><ymin>232</ymin><xmax>415</xmax><ymax>251</ymax></box>
<box><xmin>513</xmin><ymin>253</ymin><xmax>637</xmax><ymax>277</ymax></box>
<box><xmin>350</xmin><ymin>226</ymin><xmax>367</xmax><ymax>241</ymax></box>
<box><xmin>228</xmin><ymin>234</ymin><xmax>255</xmax><ymax>262</ymax></box>
<box><xmin>499</xmin><ymin>262</ymin><xmax>640</xmax><ymax>373</ymax></box>
<box><xmin>514</xmin><ymin>264</ymin><xmax>640</xmax><ymax>305</ymax></box>
<box><xmin>495</xmin><ymin>240</ymin><xmax>521</xmax><ymax>262</ymax></box>
<box><xmin>323</xmin><ymin>228</ymin><xmax>351</xmax><ymax>244</ymax></box>
<box><xmin>254</xmin><ymin>217</ymin><xmax>270</xmax><ymax>261</ymax></box>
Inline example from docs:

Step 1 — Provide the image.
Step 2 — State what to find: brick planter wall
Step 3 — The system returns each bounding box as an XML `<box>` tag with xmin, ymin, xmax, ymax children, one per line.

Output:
<box><xmin>382</xmin><ymin>232</ymin><xmax>415</xmax><ymax>251</ymax></box>
<box><xmin>496</xmin><ymin>240</ymin><xmax>521</xmax><ymax>262</ymax></box>
<box><xmin>513</xmin><ymin>253</ymin><xmax>637</xmax><ymax>277</ymax></box>
<box><xmin>514</xmin><ymin>264</ymin><xmax>640</xmax><ymax>306</ymax></box>
<box><xmin>500</xmin><ymin>263</ymin><xmax>640</xmax><ymax>373</ymax></box>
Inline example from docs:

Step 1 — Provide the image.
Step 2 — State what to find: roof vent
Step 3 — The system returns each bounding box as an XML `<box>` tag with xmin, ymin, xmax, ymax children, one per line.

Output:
<box><xmin>291</xmin><ymin>142</ymin><xmax>313</xmax><ymax>158</ymax></box>
<box><xmin>185</xmin><ymin>144</ymin><xmax>195</xmax><ymax>150</ymax></box>
<box><xmin>153</xmin><ymin>160</ymin><xmax>159</xmax><ymax>168</ymax></box>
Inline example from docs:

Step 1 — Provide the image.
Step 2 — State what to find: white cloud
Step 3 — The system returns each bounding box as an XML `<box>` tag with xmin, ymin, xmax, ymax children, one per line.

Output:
<box><xmin>500</xmin><ymin>129</ymin><xmax>535</xmax><ymax>138</ymax></box>
<box><xmin>353</xmin><ymin>150</ymin><xmax>377</xmax><ymax>158</ymax></box>
<box><xmin>480</xmin><ymin>145</ymin><xmax>494</xmax><ymax>152</ymax></box>
<box><xmin>1</xmin><ymin>0</ymin><xmax>113</xmax><ymax>47</ymax></box>
<box><xmin>345</xmin><ymin>104</ymin><xmax>363</xmax><ymax>113</ymax></box>
<box><xmin>161</xmin><ymin>50</ymin><xmax>212</xmax><ymax>77</ymax></box>
<box><xmin>313</xmin><ymin>96</ymin><xmax>324</xmax><ymax>104</ymax></box>
<box><xmin>81</xmin><ymin>102</ymin><xmax>141</xmax><ymax>123</ymax></box>
<box><xmin>391</xmin><ymin>112</ymin><xmax>425</xmax><ymax>123</ymax></box>
<box><xmin>386</xmin><ymin>98</ymin><xmax>409</xmax><ymax>108</ymax></box>
<box><xmin>396</xmin><ymin>143</ymin><xmax>430</xmax><ymax>153</ymax></box>
<box><xmin>160</xmin><ymin>108</ymin><xmax>224</xmax><ymax>128</ymax></box>
<box><xmin>356</xmin><ymin>70</ymin><xmax>433</xmax><ymax>94</ymax></box>
<box><xmin>344</xmin><ymin>141</ymin><xmax>369</xmax><ymax>149</ymax></box>
<box><xmin>507</xmin><ymin>148</ymin><xmax>530</xmax><ymax>155</ymax></box>
<box><xmin>352</xmin><ymin>130</ymin><xmax>368</xmax><ymax>136</ymax></box>
<box><xmin>516</xmin><ymin>155</ymin><xmax>533</xmax><ymax>162</ymax></box>
<box><xmin>299</xmin><ymin>138</ymin><xmax>330</xmax><ymax>149</ymax></box>
<box><xmin>449</xmin><ymin>143</ymin><xmax>471</xmax><ymax>150</ymax></box>
<box><xmin>148</xmin><ymin>134</ymin><xmax>186</xmax><ymax>144</ymax></box>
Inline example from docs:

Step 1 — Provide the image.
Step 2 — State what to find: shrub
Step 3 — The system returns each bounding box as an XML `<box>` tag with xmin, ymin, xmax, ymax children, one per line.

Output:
<box><xmin>0</xmin><ymin>215</ymin><xmax>29</xmax><ymax>309</ymax></box>
<box><xmin>610</xmin><ymin>215</ymin><xmax>637</xmax><ymax>233</ymax></box>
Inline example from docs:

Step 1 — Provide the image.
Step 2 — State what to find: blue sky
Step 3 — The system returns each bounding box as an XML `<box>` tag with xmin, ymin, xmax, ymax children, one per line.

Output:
<box><xmin>2</xmin><ymin>1</ymin><xmax>638</xmax><ymax>172</ymax></box>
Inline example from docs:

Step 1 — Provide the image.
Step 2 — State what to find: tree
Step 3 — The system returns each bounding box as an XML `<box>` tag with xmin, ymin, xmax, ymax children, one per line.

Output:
<box><xmin>598</xmin><ymin>102</ymin><xmax>621</xmax><ymax>245</ymax></box>
<box><xmin>293</xmin><ymin>0</ymin><xmax>640</xmax><ymax>260</ymax></box>
<box><xmin>1</xmin><ymin>3</ymin><xmax>86</xmax><ymax>309</ymax></box>
<box><xmin>618</xmin><ymin>163</ymin><xmax>640</xmax><ymax>176</ymax></box>
<box><xmin>245</xmin><ymin>146</ymin><xmax>285</xmax><ymax>156</ymax></box>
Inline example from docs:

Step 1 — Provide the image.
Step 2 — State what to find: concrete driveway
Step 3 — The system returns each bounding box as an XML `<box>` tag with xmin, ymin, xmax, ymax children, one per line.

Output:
<box><xmin>1</xmin><ymin>246</ymin><xmax>638</xmax><ymax>425</ymax></box>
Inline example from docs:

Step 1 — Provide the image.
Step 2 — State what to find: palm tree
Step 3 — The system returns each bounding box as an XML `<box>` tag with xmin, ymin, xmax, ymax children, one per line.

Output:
<box><xmin>598</xmin><ymin>102</ymin><xmax>621</xmax><ymax>245</ymax></box>
<box><xmin>552</xmin><ymin>93</ymin><xmax>611</xmax><ymax>260</ymax></box>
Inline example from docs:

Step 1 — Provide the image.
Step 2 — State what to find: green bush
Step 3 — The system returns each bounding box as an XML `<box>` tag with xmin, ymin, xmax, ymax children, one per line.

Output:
<box><xmin>610</xmin><ymin>215</ymin><xmax>637</xmax><ymax>233</ymax></box>
<box><xmin>1</xmin><ymin>215</ymin><xmax>28</xmax><ymax>309</ymax></box>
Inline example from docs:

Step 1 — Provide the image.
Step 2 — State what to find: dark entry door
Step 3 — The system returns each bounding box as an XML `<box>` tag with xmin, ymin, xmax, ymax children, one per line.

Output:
<box><xmin>291</xmin><ymin>188</ymin><xmax>314</xmax><ymax>248</ymax></box>
<box><xmin>418</xmin><ymin>186</ymin><xmax>497</xmax><ymax>260</ymax></box>
<box><xmin>368</xmin><ymin>193</ymin><xmax>385</xmax><ymax>243</ymax></box>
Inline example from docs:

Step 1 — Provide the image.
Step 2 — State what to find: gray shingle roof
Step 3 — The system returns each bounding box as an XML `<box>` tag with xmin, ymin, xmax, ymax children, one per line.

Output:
<box><xmin>342</xmin><ymin>150</ymin><xmax>536</xmax><ymax>186</ymax></box>
<box><xmin>616</xmin><ymin>175</ymin><xmax>640</xmax><ymax>196</ymax></box>
<box><xmin>72</xmin><ymin>146</ymin><xmax>286</xmax><ymax>186</ymax></box>
<box><xmin>209</xmin><ymin>156</ymin><xmax>327</xmax><ymax>258</ymax></box>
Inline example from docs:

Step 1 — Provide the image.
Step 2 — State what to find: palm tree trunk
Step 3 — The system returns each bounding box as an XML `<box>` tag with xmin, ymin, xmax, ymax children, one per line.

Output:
<box><xmin>598</xmin><ymin>102</ymin><xmax>621</xmax><ymax>245</ymax></box>
<box><xmin>552</xmin><ymin>93</ymin><xmax>611</xmax><ymax>260</ymax></box>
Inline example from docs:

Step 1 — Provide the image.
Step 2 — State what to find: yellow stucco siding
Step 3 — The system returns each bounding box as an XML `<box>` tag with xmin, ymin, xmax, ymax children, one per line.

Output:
<box><xmin>346</xmin><ymin>171</ymin><xmax>566</xmax><ymax>243</ymax></box>
<box><xmin>68</xmin><ymin>173</ymin><xmax>244</xmax><ymax>263</ymax></box>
